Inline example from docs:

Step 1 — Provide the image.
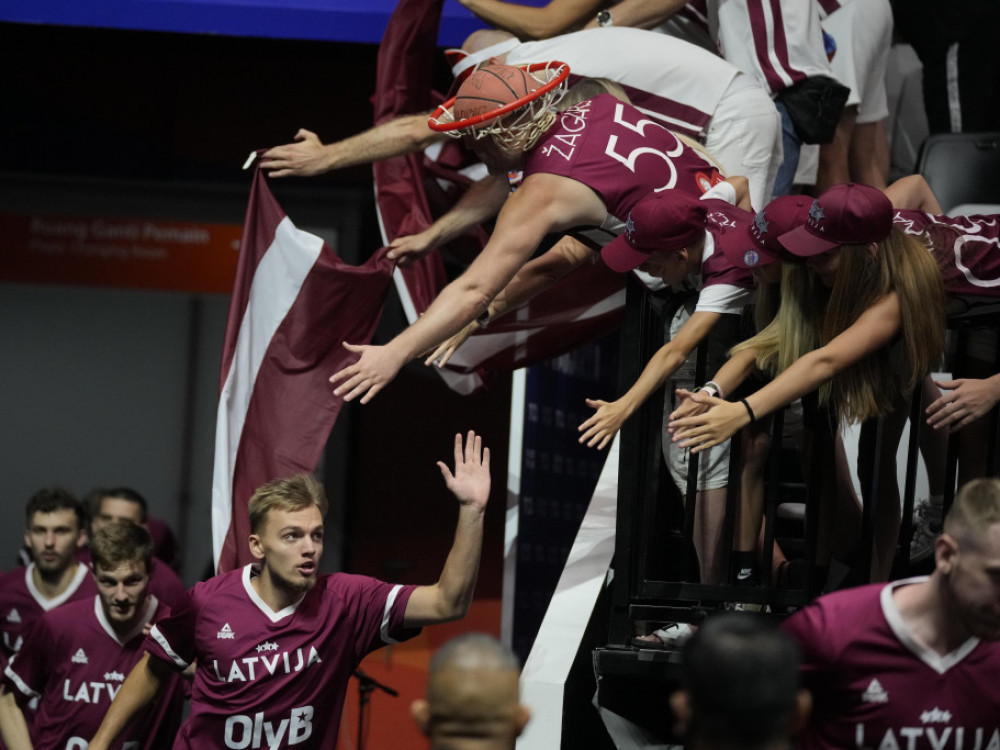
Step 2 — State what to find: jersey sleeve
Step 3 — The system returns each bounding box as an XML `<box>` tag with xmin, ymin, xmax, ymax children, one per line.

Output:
<box><xmin>781</xmin><ymin>600</ymin><xmax>839</xmax><ymax>694</ymax></box>
<box><xmin>700</xmin><ymin>181</ymin><xmax>737</xmax><ymax>205</ymax></box>
<box><xmin>2</xmin><ymin>614</ymin><xmax>54</xmax><ymax>707</ymax></box>
<box><xmin>334</xmin><ymin>575</ymin><xmax>420</xmax><ymax>661</ymax></box>
<box><xmin>693</xmin><ymin>282</ymin><xmax>754</xmax><ymax>314</ymax></box>
<box><xmin>145</xmin><ymin>588</ymin><xmax>196</xmax><ymax>670</ymax></box>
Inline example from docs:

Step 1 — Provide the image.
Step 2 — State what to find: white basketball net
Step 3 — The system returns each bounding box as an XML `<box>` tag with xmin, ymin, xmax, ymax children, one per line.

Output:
<box><xmin>433</xmin><ymin>62</ymin><xmax>569</xmax><ymax>153</ymax></box>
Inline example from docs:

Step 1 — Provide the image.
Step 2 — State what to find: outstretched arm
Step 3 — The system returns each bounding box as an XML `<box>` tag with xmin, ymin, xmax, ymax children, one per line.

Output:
<box><xmin>329</xmin><ymin>172</ymin><xmax>607</xmax><ymax>403</ymax></box>
<box><xmin>582</xmin><ymin>0</ymin><xmax>688</xmax><ymax>29</ymax></box>
<box><xmin>670</xmin><ymin>346</ymin><xmax>761</xmax><ymax>421</ymax></box>
<box><xmin>404</xmin><ymin>432</ymin><xmax>491</xmax><ymax>626</ymax></box>
<box><xmin>88</xmin><ymin>653</ymin><xmax>173</xmax><ymax>750</ymax></box>
<box><xmin>670</xmin><ymin>292</ymin><xmax>903</xmax><ymax>451</ymax></box>
<box><xmin>458</xmin><ymin>0</ymin><xmax>600</xmax><ymax>38</ymax></box>
<box><xmin>260</xmin><ymin>115</ymin><xmax>440</xmax><ymax>178</ymax></box>
<box><xmin>883</xmin><ymin>175</ymin><xmax>943</xmax><ymax>214</ymax></box>
<box><xmin>388</xmin><ymin>173</ymin><xmax>510</xmax><ymax>266</ymax></box>
<box><xmin>579</xmin><ymin>310</ymin><xmax>722</xmax><ymax>449</ymax></box>
<box><xmin>0</xmin><ymin>687</ymin><xmax>32</xmax><ymax>750</ymax></box>
<box><xmin>426</xmin><ymin>234</ymin><xmax>597</xmax><ymax>366</ymax></box>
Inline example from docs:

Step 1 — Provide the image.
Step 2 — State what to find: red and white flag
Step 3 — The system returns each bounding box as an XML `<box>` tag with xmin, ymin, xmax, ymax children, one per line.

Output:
<box><xmin>211</xmin><ymin>167</ymin><xmax>394</xmax><ymax>573</ymax></box>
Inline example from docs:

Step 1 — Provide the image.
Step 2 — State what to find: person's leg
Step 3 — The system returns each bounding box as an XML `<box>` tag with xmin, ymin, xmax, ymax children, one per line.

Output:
<box><xmin>848</xmin><ymin>120</ymin><xmax>889</xmax><ymax>189</ymax></box>
<box><xmin>816</xmin><ymin>107</ymin><xmax>857</xmax><ymax>194</ymax></box>
<box><xmin>772</xmin><ymin>100</ymin><xmax>802</xmax><ymax>197</ymax></box>
<box><xmin>694</xmin><ymin>486</ymin><xmax>729</xmax><ymax>585</ymax></box>
<box><xmin>733</xmin><ymin>418</ymin><xmax>772</xmax><ymax>584</ymax></box>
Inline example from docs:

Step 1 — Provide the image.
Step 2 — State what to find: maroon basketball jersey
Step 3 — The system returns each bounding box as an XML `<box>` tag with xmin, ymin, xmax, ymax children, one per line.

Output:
<box><xmin>525</xmin><ymin>94</ymin><xmax>722</xmax><ymax>228</ymax></box>
<box><xmin>3</xmin><ymin>595</ymin><xmax>184</xmax><ymax>750</ymax></box>
<box><xmin>702</xmin><ymin>199</ymin><xmax>757</xmax><ymax>290</ymax></box>
<box><xmin>895</xmin><ymin>209</ymin><xmax>1000</xmax><ymax>297</ymax></box>
<box><xmin>0</xmin><ymin>563</ymin><xmax>96</xmax><ymax>661</ymax></box>
<box><xmin>146</xmin><ymin>565</ymin><xmax>418</xmax><ymax>750</ymax></box>
<box><xmin>783</xmin><ymin>578</ymin><xmax>1000</xmax><ymax>750</ymax></box>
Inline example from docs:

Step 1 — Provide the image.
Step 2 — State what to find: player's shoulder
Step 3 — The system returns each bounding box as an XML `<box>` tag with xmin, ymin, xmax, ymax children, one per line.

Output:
<box><xmin>785</xmin><ymin>582</ymin><xmax>885</xmax><ymax>637</ymax></box>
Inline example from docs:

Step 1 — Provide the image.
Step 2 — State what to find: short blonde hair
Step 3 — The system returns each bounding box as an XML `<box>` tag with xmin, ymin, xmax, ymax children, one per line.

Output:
<box><xmin>90</xmin><ymin>519</ymin><xmax>153</xmax><ymax>571</ymax></box>
<box><xmin>248</xmin><ymin>474</ymin><xmax>328</xmax><ymax>533</ymax></box>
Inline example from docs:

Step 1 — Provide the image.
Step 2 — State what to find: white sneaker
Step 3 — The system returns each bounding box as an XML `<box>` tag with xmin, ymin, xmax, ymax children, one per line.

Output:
<box><xmin>910</xmin><ymin>501</ymin><xmax>942</xmax><ymax>563</ymax></box>
<box><xmin>631</xmin><ymin>623</ymin><xmax>694</xmax><ymax>649</ymax></box>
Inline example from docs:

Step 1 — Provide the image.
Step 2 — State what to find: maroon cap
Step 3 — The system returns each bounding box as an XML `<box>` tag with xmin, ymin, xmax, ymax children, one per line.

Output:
<box><xmin>739</xmin><ymin>194</ymin><xmax>816</xmax><ymax>267</ymax></box>
<box><xmin>779</xmin><ymin>183</ymin><xmax>893</xmax><ymax>257</ymax></box>
<box><xmin>601</xmin><ymin>191</ymin><xmax>707</xmax><ymax>273</ymax></box>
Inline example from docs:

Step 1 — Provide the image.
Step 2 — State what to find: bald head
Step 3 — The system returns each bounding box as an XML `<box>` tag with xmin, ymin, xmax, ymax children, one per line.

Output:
<box><xmin>413</xmin><ymin>634</ymin><xmax>529</xmax><ymax>749</ymax></box>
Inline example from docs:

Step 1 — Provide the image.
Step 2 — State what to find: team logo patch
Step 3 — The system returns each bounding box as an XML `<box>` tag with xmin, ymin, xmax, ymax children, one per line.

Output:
<box><xmin>5</xmin><ymin>608</ymin><xmax>21</xmax><ymax>624</ymax></box>
<box><xmin>217</xmin><ymin>623</ymin><xmax>236</xmax><ymax>640</ymax></box>
<box><xmin>624</xmin><ymin>214</ymin><xmax>636</xmax><ymax>243</ymax></box>
<box><xmin>861</xmin><ymin>678</ymin><xmax>888</xmax><ymax>703</ymax></box>
<box><xmin>743</xmin><ymin>249</ymin><xmax>760</xmax><ymax>267</ymax></box>
<box><xmin>71</xmin><ymin>648</ymin><xmax>88</xmax><ymax>665</ymax></box>
<box><xmin>920</xmin><ymin>708</ymin><xmax>952</xmax><ymax>724</ymax></box>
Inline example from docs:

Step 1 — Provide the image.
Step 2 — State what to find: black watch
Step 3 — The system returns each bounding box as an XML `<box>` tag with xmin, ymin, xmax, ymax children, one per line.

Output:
<box><xmin>596</xmin><ymin>9</ymin><xmax>613</xmax><ymax>26</ymax></box>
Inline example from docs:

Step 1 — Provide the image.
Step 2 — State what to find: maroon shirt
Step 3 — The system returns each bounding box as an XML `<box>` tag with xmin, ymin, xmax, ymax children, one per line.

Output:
<box><xmin>3</xmin><ymin>595</ymin><xmax>184</xmax><ymax>750</ymax></box>
<box><xmin>783</xmin><ymin>578</ymin><xmax>1000</xmax><ymax>750</ymax></box>
<box><xmin>146</xmin><ymin>564</ymin><xmax>418</xmax><ymax>750</ymax></box>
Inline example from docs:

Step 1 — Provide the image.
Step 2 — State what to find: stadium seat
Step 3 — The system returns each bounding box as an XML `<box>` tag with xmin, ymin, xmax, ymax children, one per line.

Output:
<box><xmin>916</xmin><ymin>132</ymin><xmax>1000</xmax><ymax>213</ymax></box>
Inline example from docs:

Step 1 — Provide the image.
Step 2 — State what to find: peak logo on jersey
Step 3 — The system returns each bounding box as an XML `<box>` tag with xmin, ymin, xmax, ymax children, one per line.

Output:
<box><xmin>861</xmin><ymin>678</ymin><xmax>888</xmax><ymax>703</ymax></box>
<box><xmin>6</xmin><ymin>608</ymin><xmax>21</xmax><ymax>624</ymax></box>
<box><xmin>212</xmin><ymin>645</ymin><xmax>323</xmax><ymax>683</ymax></box>
<box><xmin>218</xmin><ymin>623</ymin><xmax>236</xmax><ymax>639</ymax></box>
<box><xmin>71</xmin><ymin>648</ymin><xmax>88</xmax><ymax>665</ymax></box>
<box><xmin>256</xmin><ymin>641</ymin><xmax>279</xmax><ymax>653</ymax></box>
<box><xmin>104</xmin><ymin>671</ymin><xmax>125</xmax><ymax>682</ymax></box>
<box><xmin>855</xmin><ymin>724</ymin><xmax>1000</xmax><ymax>749</ymax></box>
<box><xmin>921</xmin><ymin>708</ymin><xmax>954</xmax><ymax>724</ymax></box>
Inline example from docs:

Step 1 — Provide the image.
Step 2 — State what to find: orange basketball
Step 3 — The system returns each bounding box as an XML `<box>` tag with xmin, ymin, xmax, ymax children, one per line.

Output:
<box><xmin>452</xmin><ymin>64</ymin><xmax>538</xmax><ymax>123</ymax></box>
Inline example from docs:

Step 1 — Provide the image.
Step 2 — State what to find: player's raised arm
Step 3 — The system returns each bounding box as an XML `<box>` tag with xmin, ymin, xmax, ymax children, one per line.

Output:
<box><xmin>403</xmin><ymin>432</ymin><xmax>491</xmax><ymax>626</ymax></box>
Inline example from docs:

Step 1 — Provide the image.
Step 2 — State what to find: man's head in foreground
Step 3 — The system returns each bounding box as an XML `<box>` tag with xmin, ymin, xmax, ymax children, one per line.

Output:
<box><xmin>90</xmin><ymin>519</ymin><xmax>153</xmax><ymax>636</ymax></box>
<box><xmin>412</xmin><ymin>633</ymin><xmax>529</xmax><ymax>750</ymax></box>
<box><xmin>672</xmin><ymin>613</ymin><xmax>809</xmax><ymax>750</ymax></box>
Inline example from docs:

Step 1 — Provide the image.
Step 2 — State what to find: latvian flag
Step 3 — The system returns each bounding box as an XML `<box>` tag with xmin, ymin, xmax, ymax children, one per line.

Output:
<box><xmin>211</xmin><ymin>165</ymin><xmax>394</xmax><ymax>573</ymax></box>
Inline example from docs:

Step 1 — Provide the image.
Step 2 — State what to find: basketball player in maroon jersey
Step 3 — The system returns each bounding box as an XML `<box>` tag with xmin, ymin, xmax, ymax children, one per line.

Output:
<box><xmin>0</xmin><ymin>521</ymin><xmax>184</xmax><ymax>750</ymax></box>
<box><xmin>88</xmin><ymin>431</ymin><xmax>491</xmax><ymax>750</ymax></box>
<box><xmin>329</xmin><ymin>63</ymin><xmax>730</xmax><ymax>405</ymax></box>
<box><xmin>782</xmin><ymin>477</ymin><xmax>1000</xmax><ymax>749</ymax></box>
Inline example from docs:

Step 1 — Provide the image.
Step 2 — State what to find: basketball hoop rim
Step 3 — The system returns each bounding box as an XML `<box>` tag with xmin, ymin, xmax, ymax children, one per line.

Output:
<box><xmin>428</xmin><ymin>61</ymin><xmax>571</xmax><ymax>134</ymax></box>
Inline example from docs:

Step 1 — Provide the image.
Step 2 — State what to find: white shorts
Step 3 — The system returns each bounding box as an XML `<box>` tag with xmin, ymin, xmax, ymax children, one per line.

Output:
<box><xmin>706</xmin><ymin>73</ymin><xmax>784</xmax><ymax>209</ymax></box>
<box><xmin>661</xmin><ymin>300</ymin><xmax>733</xmax><ymax>492</ymax></box>
<box><xmin>823</xmin><ymin>0</ymin><xmax>892</xmax><ymax>123</ymax></box>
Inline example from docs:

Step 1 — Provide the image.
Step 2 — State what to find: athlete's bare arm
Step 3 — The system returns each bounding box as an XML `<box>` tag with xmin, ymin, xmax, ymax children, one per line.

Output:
<box><xmin>582</xmin><ymin>0</ymin><xmax>688</xmax><ymax>29</ymax></box>
<box><xmin>0</xmin><ymin>687</ymin><xmax>32</xmax><ymax>750</ymax></box>
<box><xmin>88</xmin><ymin>653</ymin><xmax>173</xmax><ymax>750</ymax></box>
<box><xmin>457</xmin><ymin>0</ymin><xmax>601</xmax><ymax>39</ymax></box>
<box><xmin>404</xmin><ymin>432</ymin><xmax>491</xmax><ymax>626</ymax></box>
<box><xmin>426</xmin><ymin>234</ymin><xmax>597</xmax><ymax>366</ymax></box>
<box><xmin>388</xmin><ymin>174</ymin><xmax>510</xmax><ymax>266</ymax></box>
<box><xmin>329</xmin><ymin>172</ymin><xmax>608</xmax><ymax>403</ymax></box>
<box><xmin>260</xmin><ymin>115</ymin><xmax>441</xmax><ymax>178</ymax></box>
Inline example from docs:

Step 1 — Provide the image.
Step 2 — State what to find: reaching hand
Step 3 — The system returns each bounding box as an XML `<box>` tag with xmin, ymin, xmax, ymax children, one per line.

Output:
<box><xmin>329</xmin><ymin>342</ymin><xmax>406</xmax><ymax>403</ymax></box>
<box><xmin>926</xmin><ymin>376</ymin><xmax>1000</xmax><ymax>432</ymax></box>
<box><xmin>424</xmin><ymin>321</ymin><xmax>480</xmax><ymax>368</ymax></box>
<box><xmin>386</xmin><ymin>230</ymin><xmax>437</xmax><ymax>267</ymax></box>
<box><xmin>438</xmin><ymin>431</ymin><xmax>491</xmax><ymax>511</ymax></box>
<box><xmin>260</xmin><ymin>129</ymin><xmax>328</xmax><ymax>178</ymax></box>
<box><xmin>668</xmin><ymin>397</ymin><xmax>746</xmax><ymax>453</ymax></box>
<box><xmin>578</xmin><ymin>398</ymin><xmax>630</xmax><ymax>450</ymax></box>
<box><xmin>670</xmin><ymin>388</ymin><xmax>714</xmax><ymax>421</ymax></box>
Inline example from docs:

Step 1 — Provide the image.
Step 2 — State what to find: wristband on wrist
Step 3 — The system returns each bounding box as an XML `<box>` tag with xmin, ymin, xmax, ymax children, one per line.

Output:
<box><xmin>704</xmin><ymin>380</ymin><xmax>724</xmax><ymax>399</ymax></box>
<box><xmin>740</xmin><ymin>397</ymin><xmax>756</xmax><ymax>424</ymax></box>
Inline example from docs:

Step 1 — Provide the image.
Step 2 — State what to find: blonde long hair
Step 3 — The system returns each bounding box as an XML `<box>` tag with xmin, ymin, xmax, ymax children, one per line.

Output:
<box><xmin>734</xmin><ymin>228</ymin><xmax>945</xmax><ymax>423</ymax></box>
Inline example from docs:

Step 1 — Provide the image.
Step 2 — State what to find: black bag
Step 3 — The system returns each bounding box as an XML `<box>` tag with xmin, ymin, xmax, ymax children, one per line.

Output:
<box><xmin>777</xmin><ymin>75</ymin><xmax>851</xmax><ymax>145</ymax></box>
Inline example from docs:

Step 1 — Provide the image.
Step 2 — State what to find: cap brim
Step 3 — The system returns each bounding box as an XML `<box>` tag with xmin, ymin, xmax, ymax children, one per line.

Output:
<box><xmin>601</xmin><ymin>236</ymin><xmax>650</xmax><ymax>273</ymax></box>
<box><xmin>778</xmin><ymin>225</ymin><xmax>841</xmax><ymax>257</ymax></box>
